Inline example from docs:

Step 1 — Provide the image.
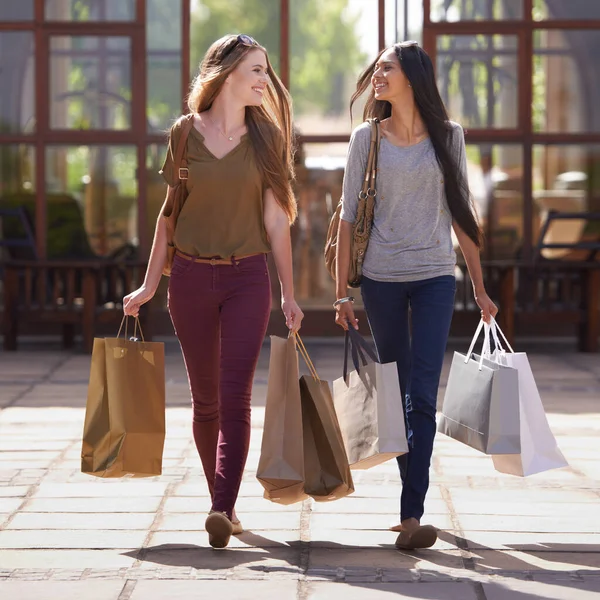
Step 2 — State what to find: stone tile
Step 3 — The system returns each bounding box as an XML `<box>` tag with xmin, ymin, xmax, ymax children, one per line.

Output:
<box><xmin>32</xmin><ymin>482</ymin><xmax>169</xmax><ymax>498</ymax></box>
<box><xmin>449</xmin><ymin>488</ymin><xmax>600</xmax><ymax>504</ymax></box>
<box><xmin>7</xmin><ymin>512</ymin><xmax>155</xmax><ymax>530</ymax></box>
<box><xmin>308</xmin><ymin>528</ymin><xmax>457</xmax><ymax>551</ymax></box>
<box><xmin>450</xmin><ymin>500</ymin><xmax>596</xmax><ymax>518</ymax></box>
<box><xmin>0</xmin><ymin>581</ymin><xmax>125</xmax><ymax>600</ymax></box>
<box><xmin>162</xmin><ymin>496</ymin><xmax>300</xmax><ymax>513</ymax></box>
<box><xmin>459</xmin><ymin>514</ymin><xmax>600</xmax><ymax>534</ymax></box>
<box><xmin>148</xmin><ymin>530</ymin><xmax>301</xmax><ymax>549</ymax></box>
<box><xmin>453</xmin><ymin>531</ymin><xmax>600</xmax><ymax>551</ymax></box>
<box><xmin>0</xmin><ymin>498</ymin><xmax>23</xmax><ymax>513</ymax></box>
<box><xmin>157</xmin><ymin>511</ymin><xmax>300</xmax><ymax>532</ymax></box>
<box><xmin>310</xmin><ymin>512</ymin><xmax>454</xmax><ymax>532</ymax></box>
<box><xmin>0</xmin><ymin>530</ymin><xmax>147</xmax><ymax>549</ymax></box>
<box><xmin>0</xmin><ymin>549</ymin><xmax>137</xmax><ymax>569</ymax></box>
<box><xmin>483</xmin><ymin>579</ymin><xmax>600</xmax><ymax>600</ymax></box>
<box><xmin>130</xmin><ymin>580</ymin><xmax>298</xmax><ymax>599</ymax></box>
<box><xmin>306</xmin><ymin>582</ymin><xmax>479</xmax><ymax>599</ymax></box>
<box><xmin>471</xmin><ymin>550</ymin><xmax>600</xmax><ymax>572</ymax></box>
<box><xmin>310</xmin><ymin>497</ymin><xmax>448</xmax><ymax>515</ymax></box>
<box><xmin>0</xmin><ymin>486</ymin><xmax>31</xmax><ymax>497</ymax></box>
<box><xmin>309</xmin><ymin>547</ymin><xmax>464</xmax><ymax>570</ymax></box>
<box><xmin>22</xmin><ymin>497</ymin><xmax>162</xmax><ymax>513</ymax></box>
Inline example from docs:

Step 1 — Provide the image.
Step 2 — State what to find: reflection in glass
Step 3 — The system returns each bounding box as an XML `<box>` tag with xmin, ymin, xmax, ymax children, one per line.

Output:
<box><xmin>45</xmin><ymin>0</ymin><xmax>135</xmax><ymax>21</ymax></box>
<box><xmin>533</xmin><ymin>145</ymin><xmax>600</xmax><ymax>259</ymax></box>
<box><xmin>147</xmin><ymin>0</ymin><xmax>182</xmax><ymax>132</ymax></box>
<box><xmin>431</xmin><ymin>0</ymin><xmax>523</xmax><ymax>21</ymax></box>
<box><xmin>0</xmin><ymin>33</ymin><xmax>35</xmax><ymax>134</ymax></box>
<box><xmin>45</xmin><ymin>146</ymin><xmax>137</xmax><ymax>259</ymax></box>
<box><xmin>463</xmin><ymin>145</ymin><xmax>523</xmax><ymax>260</ymax></box>
<box><xmin>291</xmin><ymin>0</ymin><xmax>378</xmax><ymax>136</ymax></box>
<box><xmin>533</xmin><ymin>0</ymin><xmax>600</xmax><ymax>21</ymax></box>
<box><xmin>190</xmin><ymin>1</ymin><xmax>281</xmax><ymax>77</ymax></box>
<box><xmin>50</xmin><ymin>36</ymin><xmax>132</xmax><ymax>130</ymax></box>
<box><xmin>0</xmin><ymin>146</ymin><xmax>36</xmax><ymax>261</ymax></box>
<box><xmin>533</xmin><ymin>30</ymin><xmax>600</xmax><ymax>134</ymax></box>
<box><xmin>437</xmin><ymin>35</ymin><xmax>518</xmax><ymax>129</ymax></box>
<box><xmin>0</xmin><ymin>2</ymin><xmax>34</xmax><ymax>20</ymax></box>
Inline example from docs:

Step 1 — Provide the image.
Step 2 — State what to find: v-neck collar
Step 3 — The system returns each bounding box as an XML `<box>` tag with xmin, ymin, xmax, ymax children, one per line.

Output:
<box><xmin>190</xmin><ymin>126</ymin><xmax>249</xmax><ymax>161</ymax></box>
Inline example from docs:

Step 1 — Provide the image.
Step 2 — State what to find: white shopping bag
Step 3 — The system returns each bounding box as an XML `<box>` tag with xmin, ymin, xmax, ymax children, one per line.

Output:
<box><xmin>488</xmin><ymin>319</ymin><xmax>568</xmax><ymax>477</ymax></box>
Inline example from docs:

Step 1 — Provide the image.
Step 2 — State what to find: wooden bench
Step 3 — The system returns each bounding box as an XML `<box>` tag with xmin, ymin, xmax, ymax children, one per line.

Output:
<box><xmin>2</xmin><ymin>260</ymin><xmax>150</xmax><ymax>353</ymax></box>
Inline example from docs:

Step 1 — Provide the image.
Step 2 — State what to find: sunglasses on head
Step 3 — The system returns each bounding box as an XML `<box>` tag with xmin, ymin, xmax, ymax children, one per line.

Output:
<box><xmin>222</xmin><ymin>33</ymin><xmax>258</xmax><ymax>59</ymax></box>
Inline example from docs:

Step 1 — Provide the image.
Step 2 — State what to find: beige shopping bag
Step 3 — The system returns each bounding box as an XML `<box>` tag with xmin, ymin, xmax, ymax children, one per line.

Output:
<box><xmin>297</xmin><ymin>336</ymin><xmax>354</xmax><ymax>502</ymax></box>
<box><xmin>333</xmin><ymin>329</ymin><xmax>408</xmax><ymax>469</ymax></box>
<box><xmin>256</xmin><ymin>335</ymin><xmax>308</xmax><ymax>505</ymax></box>
<box><xmin>81</xmin><ymin>317</ymin><xmax>166</xmax><ymax>477</ymax></box>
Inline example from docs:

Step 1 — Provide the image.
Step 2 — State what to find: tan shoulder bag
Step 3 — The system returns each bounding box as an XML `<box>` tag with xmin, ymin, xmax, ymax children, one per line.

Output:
<box><xmin>324</xmin><ymin>118</ymin><xmax>381</xmax><ymax>288</ymax></box>
<box><xmin>162</xmin><ymin>114</ymin><xmax>195</xmax><ymax>276</ymax></box>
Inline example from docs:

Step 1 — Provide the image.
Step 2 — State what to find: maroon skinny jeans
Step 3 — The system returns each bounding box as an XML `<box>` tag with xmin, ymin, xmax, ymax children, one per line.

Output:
<box><xmin>168</xmin><ymin>253</ymin><xmax>271</xmax><ymax>519</ymax></box>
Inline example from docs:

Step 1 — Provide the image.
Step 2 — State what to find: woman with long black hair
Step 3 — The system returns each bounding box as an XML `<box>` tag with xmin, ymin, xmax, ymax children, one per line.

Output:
<box><xmin>334</xmin><ymin>41</ymin><xmax>498</xmax><ymax>550</ymax></box>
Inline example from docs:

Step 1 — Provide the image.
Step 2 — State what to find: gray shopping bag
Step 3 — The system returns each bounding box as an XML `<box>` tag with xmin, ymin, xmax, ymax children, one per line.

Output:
<box><xmin>438</xmin><ymin>320</ymin><xmax>521</xmax><ymax>455</ymax></box>
<box><xmin>333</xmin><ymin>329</ymin><xmax>408</xmax><ymax>469</ymax></box>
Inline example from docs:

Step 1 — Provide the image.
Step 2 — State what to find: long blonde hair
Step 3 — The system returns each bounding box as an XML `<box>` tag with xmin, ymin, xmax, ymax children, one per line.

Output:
<box><xmin>187</xmin><ymin>35</ymin><xmax>297</xmax><ymax>223</ymax></box>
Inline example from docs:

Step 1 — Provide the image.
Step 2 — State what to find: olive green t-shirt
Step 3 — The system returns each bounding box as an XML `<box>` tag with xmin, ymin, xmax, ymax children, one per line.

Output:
<box><xmin>160</xmin><ymin>117</ymin><xmax>271</xmax><ymax>258</ymax></box>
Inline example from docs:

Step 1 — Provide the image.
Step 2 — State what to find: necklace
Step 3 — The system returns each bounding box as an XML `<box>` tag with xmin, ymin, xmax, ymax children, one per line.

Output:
<box><xmin>206</xmin><ymin>113</ymin><xmax>241</xmax><ymax>142</ymax></box>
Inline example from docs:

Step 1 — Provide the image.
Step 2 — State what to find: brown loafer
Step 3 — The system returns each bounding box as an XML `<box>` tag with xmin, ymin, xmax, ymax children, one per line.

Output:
<box><xmin>395</xmin><ymin>524</ymin><xmax>437</xmax><ymax>550</ymax></box>
<box><xmin>205</xmin><ymin>511</ymin><xmax>233</xmax><ymax>549</ymax></box>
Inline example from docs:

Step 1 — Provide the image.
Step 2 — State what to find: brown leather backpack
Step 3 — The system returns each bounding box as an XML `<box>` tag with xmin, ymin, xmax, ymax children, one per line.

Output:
<box><xmin>324</xmin><ymin>118</ymin><xmax>380</xmax><ymax>288</ymax></box>
<box><xmin>162</xmin><ymin>114</ymin><xmax>195</xmax><ymax>276</ymax></box>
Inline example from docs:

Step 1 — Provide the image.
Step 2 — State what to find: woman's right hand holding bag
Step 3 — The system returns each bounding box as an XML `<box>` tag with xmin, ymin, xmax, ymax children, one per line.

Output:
<box><xmin>334</xmin><ymin>297</ymin><xmax>359</xmax><ymax>331</ymax></box>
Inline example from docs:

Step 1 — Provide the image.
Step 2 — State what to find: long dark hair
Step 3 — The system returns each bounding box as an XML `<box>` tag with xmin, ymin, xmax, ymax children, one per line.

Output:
<box><xmin>188</xmin><ymin>35</ymin><xmax>297</xmax><ymax>223</ymax></box>
<box><xmin>350</xmin><ymin>44</ymin><xmax>481</xmax><ymax>247</ymax></box>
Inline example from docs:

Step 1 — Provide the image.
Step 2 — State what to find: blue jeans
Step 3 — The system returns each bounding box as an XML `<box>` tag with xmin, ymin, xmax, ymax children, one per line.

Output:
<box><xmin>361</xmin><ymin>274</ymin><xmax>456</xmax><ymax>522</ymax></box>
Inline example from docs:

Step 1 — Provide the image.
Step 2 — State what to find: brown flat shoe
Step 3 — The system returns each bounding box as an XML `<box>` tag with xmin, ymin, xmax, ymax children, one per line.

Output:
<box><xmin>395</xmin><ymin>524</ymin><xmax>437</xmax><ymax>550</ymax></box>
<box><xmin>231</xmin><ymin>519</ymin><xmax>244</xmax><ymax>535</ymax></box>
<box><xmin>205</xmin><ymin>511</ymin><xmax>233</xmax><ymax>549</ymax></box>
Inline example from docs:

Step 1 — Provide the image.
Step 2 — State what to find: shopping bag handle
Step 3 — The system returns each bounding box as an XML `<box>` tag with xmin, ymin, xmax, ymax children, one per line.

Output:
<box><xmin>465</xmin><ymin>319</ymin><xmax>492</xmax><ymax>371</ymax></box>
<box><xmin>343</xmin><ymin>328</ymin><xmax>379</xmax><ymax>381</ymax></box>
<box><xmin>293</xmin><ymin>332</ymin><xmax>320</xmax><ymax>382</ymax></box>
<box><xmin>490</xmin><ymin>317</ymin><xmax>514</xmax><ymax>354</ymax></box>
<box><xmin>117</xmin><ymin>316</ymin><xmax>145</xmax><ymax>341</ymax></box>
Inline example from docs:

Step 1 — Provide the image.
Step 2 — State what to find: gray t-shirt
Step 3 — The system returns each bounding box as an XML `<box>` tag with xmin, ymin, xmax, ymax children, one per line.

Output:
<box><xmin>340</xmin><ymin>120</ymin><xmax>467</xmax><ymax>282</ymax></box>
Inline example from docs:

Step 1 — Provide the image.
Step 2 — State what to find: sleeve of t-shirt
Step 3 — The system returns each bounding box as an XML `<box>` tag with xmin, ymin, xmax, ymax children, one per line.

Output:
<box><xmin>340</xmin><ymin>124</ymin><xmax>371</xmax><ymax>223</ymax></box>
<box><xmin>159</xmin><ymin>121</ymin><xmax>181</xmax><ymax>188</ymax></box>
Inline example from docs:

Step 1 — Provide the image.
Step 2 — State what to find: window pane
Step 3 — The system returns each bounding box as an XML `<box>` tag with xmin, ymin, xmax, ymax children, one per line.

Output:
<box><xmin>294</xmin><ymin>142</ymin><xmax>357</xmax><ymax>307</ymax></box>
<box><xmin>45</xmin><ymin>146</ymin><xmax>137</xmax><ymax>259</ymax></box>
<box><xmin>50</xmin><ymin>36</ymin><xmax>132</xmax><ymax>130</ymax></box>
<box><xmin>432</xmin><ymin>0</ymin><xmax>523</xmax><ymax>21</ymax></box>
<box><xmin>0</xmin><ymin>32</ymin><xmax>35</xmax><ymax>134</ymax></box>
<box><xmin>190</xmin><ymin>1</ymin><xmax>280</xmax><ymax>78</ymax></box>
<box><xmin>533</xmin><ymin>30</ymin><xmax>600</xmax><ymax>134</ymax></box>
<box><xmin>0</xmin><ymin>2</ymin><xmax>34</xmax><ymax>20</ymax></box>
<box><xmin>533</xmin><ymin>0</ymin><xmax>600</xmax><ymax>20</ymax></box>
<box><xmin>465</xmin><ymin>144</ymin><xmax>524</xmax><ymax>260</ymax></box>
<box><xmin>45</xmin><ymin>0</ymin><xmax>135</xmax><ymax>21</ymax></box>
<box><xmin>533</xmin><ymin>145</ymin><xmax>600</xmax><ymax>260</ymax></box>
<box><xmin>437</xmin><ymin>35</ymin><xmax>518</xmax><ymax>129</ymax></box>
<box><xmin>291</xmin><ymin>0</ymin><xmax>379</xmax><ymax>136</ymax></box>
<box><xmin>147</xmin><ymin>0</ymin><xmax>182</xmax><ymax>132</ymax></box>
<box><xmin>0</xmin><ymin>145</ymin><xmax>36</xmax><ymax>261</ymax></box>
<box><xmin>386</xmin><ymin>0</ymin><xmax>423</xmax><ymax>46</ymax></box>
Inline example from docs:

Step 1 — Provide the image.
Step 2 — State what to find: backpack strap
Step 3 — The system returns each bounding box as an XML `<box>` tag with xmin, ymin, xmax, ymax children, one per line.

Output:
<box><xmin>172</xmin><ymin>114</ymin><xmax>195</xmax><ymax>181</ymax></box>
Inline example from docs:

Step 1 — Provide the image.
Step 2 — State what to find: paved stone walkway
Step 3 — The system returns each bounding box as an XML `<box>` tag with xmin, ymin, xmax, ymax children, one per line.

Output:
<box><xmin>0</xmin><ymin>339</ymin><xmax>599</xmax><ymax>599</ymax></box>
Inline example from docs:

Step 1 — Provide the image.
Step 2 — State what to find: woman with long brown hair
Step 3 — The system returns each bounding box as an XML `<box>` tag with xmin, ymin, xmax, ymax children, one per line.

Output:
<box><xmin>123</xmin><ymin>34</ymin><xmax>304</xmax><ymax>549</ymax></box>
<box><xmin>335</xmin><ymin>42</ymin><xmax>497</xmax><ymax>550</ymax></box>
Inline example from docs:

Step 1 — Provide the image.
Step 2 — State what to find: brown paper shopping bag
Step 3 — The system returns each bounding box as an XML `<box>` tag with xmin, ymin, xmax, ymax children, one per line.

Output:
<box><xmin>256</xmin><ymin>335</ymin><xmax>308</xmax><ymax>505</ymax></box>
<box><xmin>81</xmin><ymin>317</ymin><xmax>166</xmax><ymax>478</ymax></box>
<box><xmin>297</xmin><ymin>336</ymin><xmax>354</xmax><ymax>502</ymax></box>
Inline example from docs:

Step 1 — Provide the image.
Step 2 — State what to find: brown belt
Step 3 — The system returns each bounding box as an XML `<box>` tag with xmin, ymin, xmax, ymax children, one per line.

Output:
<box><xmin>175</xmin><ymin>249</ymin><xmax>263</xmax><ymax>266</ymax></box>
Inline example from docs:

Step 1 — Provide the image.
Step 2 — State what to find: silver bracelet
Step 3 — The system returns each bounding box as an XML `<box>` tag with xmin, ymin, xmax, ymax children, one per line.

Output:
<box><xmin>333</xmin><ymin>296</ymin><xmax>355</xmax><ymax>308</ymax></box>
